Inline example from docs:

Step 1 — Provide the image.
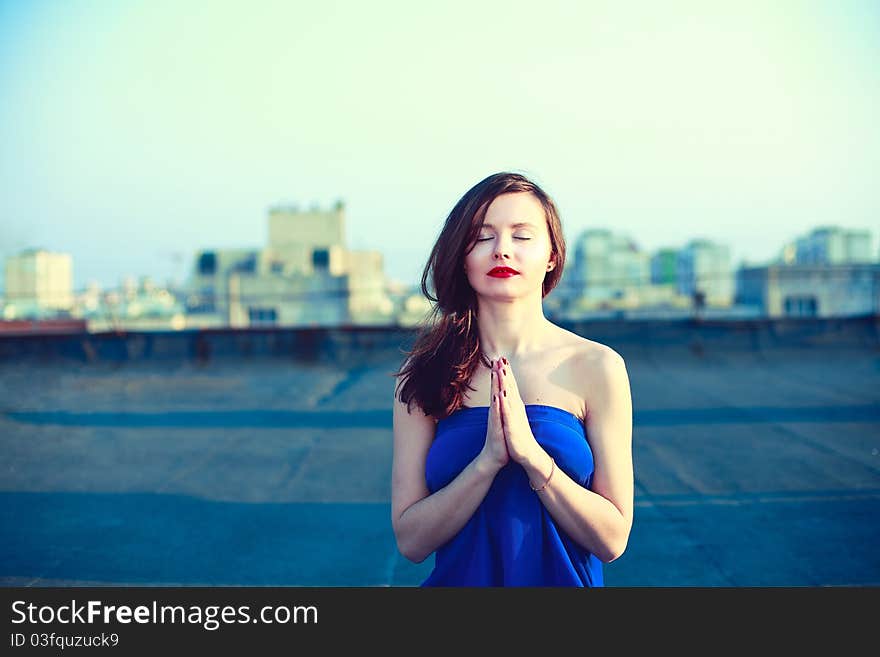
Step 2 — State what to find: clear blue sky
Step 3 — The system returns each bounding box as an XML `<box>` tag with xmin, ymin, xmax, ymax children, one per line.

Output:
<box><xmin>2</xmin><ymin>0</ymin><xmax>878</xmax><ymax>290</ymax></box>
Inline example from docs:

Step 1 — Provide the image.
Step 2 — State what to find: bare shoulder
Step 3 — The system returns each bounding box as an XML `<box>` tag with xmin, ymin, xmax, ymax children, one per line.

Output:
<box><xmin>553</xmin><ymin>326</ymin><xmax>626</xmax><ymax>371</ymax></box>
<box><xmin>551</xmin><ymin>329</ymin><xmax>628</xmax><ymax>410</ymax></box>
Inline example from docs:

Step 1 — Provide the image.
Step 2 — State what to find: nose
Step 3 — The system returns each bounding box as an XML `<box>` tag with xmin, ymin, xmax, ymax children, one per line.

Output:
<box><xmin>493</xmin><ymin>240</ymin><xmax>511</xmax><ymax>260</ymax></box>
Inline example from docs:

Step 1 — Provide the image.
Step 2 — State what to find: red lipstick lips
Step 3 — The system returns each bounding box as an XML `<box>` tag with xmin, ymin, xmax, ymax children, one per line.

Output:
<box><xmin>487</xmin><ymin>267</ymin><xmax>520</xmax><ymax>278</ymax></box>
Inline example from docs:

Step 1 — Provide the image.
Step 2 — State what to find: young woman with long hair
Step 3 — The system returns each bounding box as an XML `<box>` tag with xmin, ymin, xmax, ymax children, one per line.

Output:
<box><xmin>391</xmin><ymin>172</ymin><xmax>634</xmax><ymax>586</ymax></box>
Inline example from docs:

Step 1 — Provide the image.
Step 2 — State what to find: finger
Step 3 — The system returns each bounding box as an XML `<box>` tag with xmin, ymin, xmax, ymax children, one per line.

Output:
<box><xmin>489</xmin><ymin>369</ymin><xmax>501</xmax><ymax>425</ymax></box>
<box><xmin>495</xmin><ymin>360</ymin><xmax>507</xmax><ymax>426</ymax></box>
<box><xmin>497</xmin><ymin>357</ymin><xmax>509</xmax><ymax>400</ymax></box>
<box><xmin>499</xmin><ymin>359</ymin><xmax>526</xmax><ymax>426</ymax></box>
<box><xmin>490</xmin><ymin>370</ymin><xmax>498</xmax><ymax>423</ymax></box>
<box><xmin>501</xmin><ymin>357</ymin><xmax>519</xmax><ymax>399</ymax></box>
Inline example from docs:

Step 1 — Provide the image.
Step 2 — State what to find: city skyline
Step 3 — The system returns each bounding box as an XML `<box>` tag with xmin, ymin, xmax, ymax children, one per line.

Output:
<box><xmin>4</xmin><ymin>222</ymin><xmax>875</xmax><ymax>299</ymax></box>
<box><xmin>2</xmin><ymin>1</ymin><xmax>879</xmax><ymax>290</ymax></box>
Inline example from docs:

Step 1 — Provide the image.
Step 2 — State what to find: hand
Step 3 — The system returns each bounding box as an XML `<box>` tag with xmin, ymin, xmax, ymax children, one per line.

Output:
<box><xmin>478</xmin><ymin>362</ymin><xmax>509</xmax><ymax>472</ymax></box>
<box><xmin>495</xmin><ymin>357</ymin><xmax>542</xmax><ymax>465</ymax></box>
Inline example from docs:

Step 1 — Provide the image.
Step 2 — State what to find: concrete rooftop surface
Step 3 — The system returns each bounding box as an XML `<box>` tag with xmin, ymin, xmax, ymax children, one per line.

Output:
<box><xmin>1</xmin><ymin>318</ymin><xmax>879</xmax><ymax>586</ymax></box>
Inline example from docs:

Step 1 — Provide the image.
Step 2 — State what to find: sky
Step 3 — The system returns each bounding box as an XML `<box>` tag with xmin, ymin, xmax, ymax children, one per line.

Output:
<box><xmin>1</xmin><ymin>0</ymin><xmax>879</xmax><ymax>291</ymax></box>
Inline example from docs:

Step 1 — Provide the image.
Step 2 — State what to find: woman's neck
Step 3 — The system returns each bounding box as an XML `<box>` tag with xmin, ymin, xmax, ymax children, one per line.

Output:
<box><xmin>475</xmin><ymin>299</ymin><xmax>552</xmax><ymax>359</ymax></box>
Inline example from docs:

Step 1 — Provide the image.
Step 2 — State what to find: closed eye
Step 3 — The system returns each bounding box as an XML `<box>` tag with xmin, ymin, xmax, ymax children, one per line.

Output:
<box><xmin>476</xmin><ymin>237</ymin><xmax>531</xmax><ymax>242</ymax></box>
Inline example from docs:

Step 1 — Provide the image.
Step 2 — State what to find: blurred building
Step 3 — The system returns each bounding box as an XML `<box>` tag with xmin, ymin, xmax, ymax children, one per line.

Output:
<box><xmin>187</xmin><ymin>248</ymin><xmax>264</xmax><ymax>319</ymax></box>
<box><xmin>780</xmin><ymin>227</ymin><xmax>874</xmax><ymax>265</ymax></box>
<box><xmin>651</xmin><ymin>248</ymin><xmax>678</xmax><ymax>285</ymax></box>
<box><xmin>677</xmin><ymin>239</ymin><xmax>734</xmax><ymax>307</ymax></box>
<box><xmin>267</xmin><ymin>201</ymin><xmax>347</xmax><ymax>275</ymax></box>
<box><xmin>80</xmin><ymin>276</ymin><xmax>187</xmax><ymax>332</ymax></box>
<box><xmin>565</xmin><ymin>229</ymin><xmax>649</xmax><ymax>302</ymax></box>
<box><xmin>2</xmin><ymin>249</ymin><xmax>73</xmax><ymax>319</ymax></box>
<box><xmin>737</xmin><ymin>263</ymin><xmax>880</xmax><ymax>318</ymax></box>
<box><xmin>186</xmin><ymin>201</ymin><xmax>395</xmax><ymax>328</ymax></box>
<box><xmin>558</xmin><ymin>231</ymin><xmax>693</xmax><ymax>318</ymax></box>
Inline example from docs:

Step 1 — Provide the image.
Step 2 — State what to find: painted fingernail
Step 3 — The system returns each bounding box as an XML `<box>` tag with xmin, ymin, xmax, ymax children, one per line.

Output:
<box><xmin>502</xmin><ymin>369</ymin><xmax>506</xmax><ymax>376</ymax></box>
<box><xmin>503</xmin><ymin>390</ymin><xmax>507</xmax><ymax>397</ymax></box>
<box><xmin>493</xmin><ymin>394</ymin><xmax>496</xmax><ymax>403</ymax></box>
<box><xmin>503</xmin><ymin>357</ymin><xmax>508</xmax><ymax>364</ymax></box>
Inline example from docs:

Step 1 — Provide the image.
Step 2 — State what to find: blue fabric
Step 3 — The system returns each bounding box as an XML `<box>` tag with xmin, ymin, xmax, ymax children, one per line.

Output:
<box><xmin>422</xmin><ymin>404</ymin><xmax>604</xmax><ymax>587</ymax></box>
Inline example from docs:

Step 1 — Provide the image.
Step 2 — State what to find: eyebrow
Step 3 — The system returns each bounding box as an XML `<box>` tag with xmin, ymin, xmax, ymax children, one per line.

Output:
<box><xmin>480</xmin><ymin>222</ymin><xmax>539</xmax><ymax>230</ymax></box>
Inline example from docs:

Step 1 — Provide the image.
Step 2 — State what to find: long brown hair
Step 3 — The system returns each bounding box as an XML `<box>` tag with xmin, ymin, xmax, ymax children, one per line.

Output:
<box><xmin>393</xmin><ymin>172</ymin><xmax>567</xmax><ymax>420</ymax></box>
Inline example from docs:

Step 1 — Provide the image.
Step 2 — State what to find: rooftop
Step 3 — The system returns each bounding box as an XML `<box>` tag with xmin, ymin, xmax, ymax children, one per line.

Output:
<box><xmin>1</xmin><ymin>317</ymin><xmax>878</xmax><ymax>586</ymax></box>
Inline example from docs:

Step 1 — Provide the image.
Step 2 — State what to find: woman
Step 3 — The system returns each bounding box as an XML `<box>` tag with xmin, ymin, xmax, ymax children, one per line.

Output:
<box><xmin>391</xmin><ymin>172</ymin><xmax>633</xmax><ymax>586</ymax></box>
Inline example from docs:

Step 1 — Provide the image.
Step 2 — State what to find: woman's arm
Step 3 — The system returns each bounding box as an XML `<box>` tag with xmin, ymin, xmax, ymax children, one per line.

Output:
<box><xmin>504</xmin><ymin>348</ymin><xmax>634</xmax><ymax>562</ymax></box>
<box><xmin>391</xmin><ymin>383</ymin><xmax>504</xmax><ymax>564</ymax></box>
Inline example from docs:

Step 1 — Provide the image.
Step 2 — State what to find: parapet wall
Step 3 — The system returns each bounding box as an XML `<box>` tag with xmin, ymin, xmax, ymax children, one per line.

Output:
<box><xmin>1</xmin><ymin>316</ymin><xmax>878</xmax><ymax>365</ymax></box>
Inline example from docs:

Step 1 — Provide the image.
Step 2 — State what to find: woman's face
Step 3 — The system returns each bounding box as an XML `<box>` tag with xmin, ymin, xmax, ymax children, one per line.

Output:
<box><xmin>463</xmin><ymin>192</ymin><xmax>556</xmax><ymax>298</ymax></box>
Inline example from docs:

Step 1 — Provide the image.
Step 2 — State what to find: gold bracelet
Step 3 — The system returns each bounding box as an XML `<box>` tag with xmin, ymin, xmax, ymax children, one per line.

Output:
<box><xmin>530</xmin><ymin>457</ymin><xmax>556</xmax><ymax>492</ymax></box>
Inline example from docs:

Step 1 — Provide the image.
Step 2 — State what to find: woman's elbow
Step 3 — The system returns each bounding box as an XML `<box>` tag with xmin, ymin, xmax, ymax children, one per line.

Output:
<box><xmin>395</xmin><ymin>534</ymin><xmax>430</xmax><ymax>564</ymax></box>
<box><xmin>596</xmin><ymin>550</ymin><xmax>623</xmax><ymax>563</ymax></box>
<box><xmin>393</xmin><ymin>521</ymin><xmax>431</xmax><ymax>564</ymax></box>
<box><xmin>596</xmin><ymin>527</ymin><xmax>631</xmax><ymax>564</ymax></box>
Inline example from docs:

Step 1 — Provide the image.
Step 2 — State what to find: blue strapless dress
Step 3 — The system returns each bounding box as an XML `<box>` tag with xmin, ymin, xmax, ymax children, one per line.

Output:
<box><xmin>421</xmin><ymin>404</ymin><xmax>603</xmax><ymax>587</ymax></box>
